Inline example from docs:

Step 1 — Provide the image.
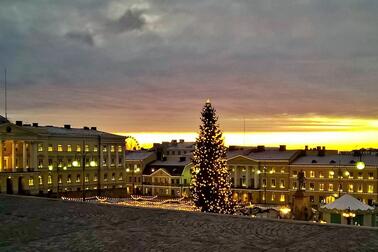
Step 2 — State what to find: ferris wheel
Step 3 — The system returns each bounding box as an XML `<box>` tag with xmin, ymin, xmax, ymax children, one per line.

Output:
<box><xmin>125</xmin><ymin>136</ymin><xmax>140</xmax><ymax>151</ymax></box>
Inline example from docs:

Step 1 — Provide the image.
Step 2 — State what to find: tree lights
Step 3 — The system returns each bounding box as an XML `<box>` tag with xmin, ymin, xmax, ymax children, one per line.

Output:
<box><xmin>190</xmin><ymin>100</ymin><xmax>235</xmax><ymax>214</ymax></box>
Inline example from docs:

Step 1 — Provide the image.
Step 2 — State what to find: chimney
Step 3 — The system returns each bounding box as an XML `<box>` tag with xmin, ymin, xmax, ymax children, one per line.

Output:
<box><xmin>279</xmin><ymin>145</ymin><xmax>286</xmax><ymax>151</ymax></box>
<box><xmin>171</xmin><ymin>140</ymin><xmax>177</xmax><ymax>146</ymax></box>
<box><xmin>257</xmin><ymin>145</ymin><xmax>265</xmax><ymax>152</ymax></box>
<box><xmin>322</xmin><ymin>146</ymin><xmax>326</xmax><ymax>151</ymax></box>
<box><xmin>305</xmin><ymin>145</ymin><xmax>309</xmax><ymax>151</ymax></box>
<box><xmin>83</xmin><ymin>126</ymin><xmax>89</xmax><ymax>130</ymax></box>
<box><xmin>179</xmin><ymin>156</ymin><xmax>186</xmax><ymax>162</ymax></box>
<box><xmin>32</xmin><ymin>123</ymin><xmax>38</xmax><ymax>127</ymax></box>
<box><xmin>179</xmin><ymin>139</ymin><xmax>185</xmax><ymax>143</ymax></box>
<box><xmin>64</xmin><ymin>124</ymin><xmax>71</xmax><ymax>129</ymax></box>
<box><xmin>16</xmin><ymin>121</ymin><xmax>22</xmax><ymax>126</ymax></box>
<box><xmin>316</xmin><ymin>146</ymin><xmax>321</xmax><ymax>151</ymax></box>
<box><xmin>91</xmin><ymin>127</ymin><xmax>97</xmax><ymax>131</ymax></box>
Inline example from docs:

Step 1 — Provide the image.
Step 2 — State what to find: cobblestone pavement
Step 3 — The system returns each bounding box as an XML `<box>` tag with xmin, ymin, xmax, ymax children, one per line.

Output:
<box><xmin>0</xmin><ymin>195</ymin><xmax>378</xmax><ymax>252</ymax></box>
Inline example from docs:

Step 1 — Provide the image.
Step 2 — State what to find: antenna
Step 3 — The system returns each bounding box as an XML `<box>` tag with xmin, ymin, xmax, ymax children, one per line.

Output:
<box><xmin>4</xmin><ymin>68</ymin><xmax>7</xmax><ymax>119</ymax></box>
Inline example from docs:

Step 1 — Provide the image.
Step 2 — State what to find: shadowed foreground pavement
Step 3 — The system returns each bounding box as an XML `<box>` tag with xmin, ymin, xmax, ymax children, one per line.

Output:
<box><xmin>0</xmin><ymin>195</ymin><xmax>378</xmax><ymax>251</ymax></box>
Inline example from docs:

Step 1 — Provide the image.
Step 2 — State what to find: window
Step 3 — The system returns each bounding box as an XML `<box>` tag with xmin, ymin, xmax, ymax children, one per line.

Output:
<box><xmin>271</xmin><ymin>179</ymin><xmax>276</xmax><ymax>188</ymax></box>
<box><xmin>310</xmin><ymin>171</ymin><xmax>315</xmax><ymax>178</ymax></box>
<box><xmin>328</xmin><ymin>183</ymin><xmax>334</xmax><ymax>191</ymax></box>
<box><xmin>348</xmin><ymin>184</ymin><xmax>354</xmax><ymax>193</ymax></box>
<box><xmin>369</xmin><ymin>172</ymin><xmax>374</xmax><ymax>180</ymax></box>
<box><xmin>293</xmin><ymin>181</ymin><xmax>297</xmax><ymax>190</ymax></box>
<box><xmin>38</xmin><ymin>144</ymin><xmax>43</xmax><ymax>152</ymax></box>
<box><xmin>269</xmin><ymin>168</ymin><xmax>275</xmax><ymax>174</ymax></box>
<box><xmin>48</xmin><ymin>175</ymin><xmax>52</xmax><ymax>184</ymax></box>
<box><xmin>293</xmin><ymin>171</ymin><xmax>298</xmax><ymax>178</ymax></box>
<box><xmin>38</xmin><ymin>176</ymin><xmax>43</xmax><ymax>185</ymax></box>
<box><xmin>104</xmin><ymin>173</ymin><xmax>108</xmax><ymax>182</ymax></box>
<box><xmin>280</xmin><ymin>194</ymin><xmax>285</xmax><ymax>202</ymax></box>
<box><xmin>85</xmin><ymin>145</ymin><xmax>90</xmax><ymax>152</ymax></box>
<box><xmin>111</xmin><ymin>158</ymin><xmax>115</xmax><ymax>166</ymax></box>
<box><xmin>58</xmin><ymin>159</ymin><xmax>63</xmax><ymax>168</ymax></box>
<box><xmin>76</xmin><ymin>175</ymin><xmax>80</xmax><ymax>183</ymax></box>
<box><xmin>67</xmin><ymin>144</ymin><xmax>72</xmax><ymax>152</ymax></box>
<box><xmin>76</xmin><ymin>145</ymin><xmax>81</xmax><ymax>152</ymax></box>
<box><xmin>368</xmin><ymin>185</ymin><xmax>374</xmax><ymax>194</ymax></box>
<box><xmin>119</xmin><ymin>173</ymin><xmax>123</xmax><ymax>181</ymax></box>
<box><xmin>319</xmin><ymin>172</ymin><xmax>324</xmax><ymax>178</ymax></box>
<box><xmin>67</xmin><ymin>175</ymin><xmax>71</xmax><ymax>183</ymax></box>
<box><xmin>85</xmin><ymin>174</ymin><xmax>89</xmax><ymax>183</ymax></box>
<box><xmin>280</xmin><ymin>168</ymin><xmax>285</xmax><ymax>174</ymax></box>
<box><xmin>103</xmin><ymin>145</ymin><xmax>107</xmax><ymax>152</ymax></box>
<box><xmin>118</xmin><ymin>145</ymin><xmax>122</xmax><ymax>152</ymax></box>
<box><xmin>358</xmin><ymin>184</ymin><xmax>363</xmax><ymax>193</ymax></box>
<box><xmin>112</xmin><ymin>173</ymin><xmax>115</xmax><ymax>181</ymax></box>
<box><xmin>358</xmin><ymin>172</ymin><xmax>363</xmax><ymax>179</ymax></box>
<box><xmin>38</xmin><ymin>159</ymin><xmax>43</xmax><ymax>169</ymax></box>
<box><xmin>58</xmin><ymin>144</ymin><xmax>63</xmax><ymax>152</ymax></box>
<box><xmin>48</xmin><ymin>144</ymin><xmax>53</xmax><ymax>152</ymax></box>
<box><xmin>329</xmin><ymin>171</ymin><xmax>334</xmax><ymax>179</ymax></box>
<box><xmin>319</xmin><ymin>183</ymin><xmax>324</xmax><ymax>191</ymax></box>
<box><xmin>309</xmin><ymin>182</ymin><xmax>315</xmax><ymax>191</ymax></box>
<box><xmin>28</xmin><ymin>177</ymin><xmax>34</xmax><ymax>186</ymax></box>
<box><xmin>111</xmin><ymin>145</ymin><xmax>115</xmax><ymax>152</ymax></box>
<box><xmin>93</xmin><ymin>145</ymin><xmax>98</xmax><ymax>152</ymax></box>
<box><xmin>271</xmin><ymin>193</ymin><xmax>275</xmax><ymax>201</ymax></box>
<box><xmin>262</xmin><ymin>179</ymin><xmax>266</xmax><ymax>188</ymax></box>
<box><xmin>58</xmin><ymin>175</ymin><xmax>62</xmax><ymax>184</ymax></box>
<box><xmin>94</xmin><ymin>174</ymin><xmax>98</xmax><ymax>182</ymax></box>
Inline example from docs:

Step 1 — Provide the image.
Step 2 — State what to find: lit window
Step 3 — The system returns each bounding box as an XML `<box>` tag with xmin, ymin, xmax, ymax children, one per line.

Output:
<box><xmin>48</xmin><ymin>175</ymin><xmax>52</xmax><ymax>184</ymax></box>
<box><xmin>76</xmin><ymin>175</ymin><xmax>80</xmax><ymax>183</ymax></box>
<box><xmin>94</xmin><ymin>174</ymin><xmax>98</xmax><ymax>182</ymax></box>
<box><xmin>358</xmin><ymin>172</ymin><xmax>363</xmax><ymax>179</ymax></box>
<box><xmin>319</xmin><ymin>172</ymin><xmax>324</xmax><ymax>178</ymax></box>
<box><xmin>269</xmin><ymin>168</ymin><xmax>275</xmax><ymax>174</ymax></box>
<box><xmin>319</xmin><ymin>183</ymin><xmax>324</xmax><ymax>191</ymax></box>
<box><xmin>280</xmin><ymin>194</ymin><xmax>285</xmax><ymax>202</ymax></box>
<box><xmin>262</xmin><ymin>179</ymin><xmax>267</xmax><ymax>188</ymax></box>
<box><xmin>271</xmin><ymin>193</ymin><xmax>275</xmax><ymax>201</ymax></box>
<box><xmin>38</xmin><ymin>159</ymin><xmax>43</xmax><ymax>169</ymax></box>
<box><xmin>104</xmin><ymin>173</ymin><xmax>108</xmax><ymax>182</ymax></box>
<box><xmin>85</xmin><ymin>145</ymin><xmax>90</xmax><ymax>152</ymax></box>
<box><xmin>118</xmin><ymin>145</ymin><xmax>122</xmax><ymax>152</ymax></box>
<box><xmin>310</xmin><ymin>171</ymin><xmax>315</xmax><ymax>178</ymax></box>
<box><xmin>76</xmin><ymin>145</ymin><xmax>81</xmax><ymax>152</ymax></box>
<box><xmin>271</xmin><ymin>179</ymin><xmax>276</xmax><ymax>188</ymax></box>
<box><xmin>67</xmin><ymin>175</ymin><xmax>71</xmax><ymax>184</ymax></box>
<box><xmin>38</xmin><ymin>176</ymin><xmax>43</xmax><ymax>185</ymax></box>
<box><xmin>58</xmin><ymin>144</ymin><xmax>63</xmax><ymax>152</ymax></box>
<box><xmin>369</xmin><ymin>172</ymin><xmax>374</xmax><ymax>180</ymax></box>
<box><xmin>293</xmin><ymin>182</ymin><xmax>297</xmax><ymax>190</ymax></box>
<box><xmin>111</xmin><ymin>145</ymin><xmax>115</xmax><ymax>152</ymax></box>
<box><xmin>111</xmin><ymin>158</ymin><xmax>115</xmax><ymax>166</ymax></box>
<box><xmin>328</xmin><ymin>183</ymin><xmax>334</xmax><ymax>192</ymax></box>
<box><xmin>368</xmin><ymin>185</ymin><xmax>374</xmax><ymax>194</ymax></box>
<box><xmin>103</xmin><ymin>145</ymin><xmax>107</xmax><ymax>152</ymax></box>
<box><xmin>85</xmin><ymin>174</ymin><xmax>89</xmax><ymax>183</ymax></box>
<box><xmin>348</xmin><ymin>184</ymin><xmax>354</xmax><ymax>192</ymax></box>
<box><xmin>28</xmin><ymin>177</ymin><xmax>34</xmax><ymax>186</ymax></box>
<box><xmin>68</xmin><ymin>159</ymin><xmax>72</xmax><ymax>167</ymax></box>
<box><xmin>58</xmin><ymin>175</ymin><xmax>62</xmax><ymax>184</ymax></box>
<box><xmin>119</xmin><ymin>173</ymin><xmax>123</xmax><ymax>181</ymax></box>
<box><xmin>93</xmin><ymin>145</ymin><xmax>98</xmax><ymax>152</ymax></box>
<box><xmin>293</xmin><ymin>171</ymin><xmax>298</xmax><ymax>178</ymax></box>
<box><xmin>38</xmin><ymin>144</ymin><xmax>43</xmax><ymax>152</ymax></box>
<box><xmin>329</xmin><ymin>171</ymin><xmax>334</xmax><ymax>179</ymax></box>
<box><xmin>48</xmin><ymin>144</ymin><xmax>53</xmax><ymax>152</ymax></box>
<box><xmin>67</xmin><ymin>145</ymin><xmax>72</xmax><ymax>152</ymax></box>
<box><xmin>281</xmin><ymin>169</ymin><xmax>285</xmax><ymax>174</ymax></box>
<box><xmin>112</xmin><ymin>173</ymin><xmax>115</xmax><ymax>181</ymax></box>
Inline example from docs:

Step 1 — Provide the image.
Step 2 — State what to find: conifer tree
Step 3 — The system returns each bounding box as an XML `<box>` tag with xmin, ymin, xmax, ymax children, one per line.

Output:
<box><xmin>191</xmin><ymin>100</ymin><xmax>234</xmax><ymax>214</ymax></box>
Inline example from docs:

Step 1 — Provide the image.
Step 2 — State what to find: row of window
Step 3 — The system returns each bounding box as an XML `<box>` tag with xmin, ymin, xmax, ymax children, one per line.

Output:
<box><xmin>38</xmin><ymin>157</ymin><xmax>124</xmax><ymax>169</ymax></box>
<box><xmin>292</xmin><ymin>181</ymin><xmax>375</xmax><ymax>193</ymax></box>
<box><xmin>37</xmin><ymin>144</ymin><xmax>123</xmax><ymax>153</ymax></box>
<box><xmin>293</xmin><ymin>170</ymin><xmax>375</xmax><ymax>180</ymax></box>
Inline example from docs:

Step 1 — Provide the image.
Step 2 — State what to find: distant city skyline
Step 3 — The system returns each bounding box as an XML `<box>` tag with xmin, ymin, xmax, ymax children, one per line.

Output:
<box><xmin>1</xmin><ymin>0</ymin><xmax>378</xmax><ymax>149</ymax></box>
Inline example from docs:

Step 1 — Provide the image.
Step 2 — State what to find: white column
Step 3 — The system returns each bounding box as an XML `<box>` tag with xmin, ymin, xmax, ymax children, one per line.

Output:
<box><xmin>254</xmin><ymin>169</ymin><xmax>259</xmax><ymax>189</ymax></box>
<box><xmin>100</xmin><ymin>144</ymin><xmax>104</xmax><ymax>168</ymax></box>
<box><xmin>246</xmin><ymin>167</ymin><xmax>251</xmax><ymax>188</ymax></box>
<box><xmin>107</xmin><ymin>145</ymin><xmax>111</xmax><ymax>168</ymax></box>
<box><xmin>234</xmin><ymin>167</ymin><xmax>238</xmax><ymax>187</ymax></box>
<box><xmin>32</xmin><ymin>143</ymin><xmax>38</xmax><ymax>168</ymax></box>
<box><xmin>43</xmin><ymin>141</ymin><xmax>48</xmax><ymax>168</ymax></box>
<box><xmin>115</xmin><ymin>147</ymin><xmax>119</xmax><ymax>168</ymax></box>
<box><xmin>22</xmin><ymin>141</ymin><xmax>27</xmax><ymax>170</ymax></box>
<box><xmin>121</xmin><ymin>145</ymin><xmax>126</xmax><ymax>169</ymax></box>
<box><xmin>0</xmin><ymin>140</ymin><xmax>3</xmax><ymax>171</ymax></box>
<box><xmin>11</xmin><ymin>141</ymin><xmax>16</xmax><ymax>171</ymax></box>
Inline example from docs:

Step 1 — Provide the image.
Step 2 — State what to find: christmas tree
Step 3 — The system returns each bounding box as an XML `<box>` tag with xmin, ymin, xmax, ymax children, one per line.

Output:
<box><xmin>191</xmin><ymin>99</ymin><xmax>235</xmax><ymax>214</ymax></box>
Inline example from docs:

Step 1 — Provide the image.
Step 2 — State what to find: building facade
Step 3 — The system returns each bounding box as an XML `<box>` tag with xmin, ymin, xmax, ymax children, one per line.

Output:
<box><xmin>0</xmin><ymin>118</ymin><xmax>126</xmax><ymax>196</ymax></box>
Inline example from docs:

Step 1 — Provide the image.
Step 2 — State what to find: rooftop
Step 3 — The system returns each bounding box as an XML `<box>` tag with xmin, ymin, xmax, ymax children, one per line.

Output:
<box><xmin>293</xmin><ymin>154</ymin><xmax>378</xmax><ymax>166</ymax></box>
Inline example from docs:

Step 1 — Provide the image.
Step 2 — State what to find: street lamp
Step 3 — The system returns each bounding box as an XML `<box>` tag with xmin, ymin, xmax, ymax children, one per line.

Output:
<box><xmin>263</xmin><ymin>166</ymin><xmax>267</xmax><ymax>204</ymax></box>
<box><xmin>342</xmin><ymin>207</ymin><xmax>356</xmax><ymax>225</ymax></box>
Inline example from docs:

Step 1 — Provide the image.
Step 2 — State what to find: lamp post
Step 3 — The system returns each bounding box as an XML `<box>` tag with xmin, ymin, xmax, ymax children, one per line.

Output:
<box><xmin>263</xmin><ymin>165</ymin><xmax>267</xmax><ymax>204</ymax></box>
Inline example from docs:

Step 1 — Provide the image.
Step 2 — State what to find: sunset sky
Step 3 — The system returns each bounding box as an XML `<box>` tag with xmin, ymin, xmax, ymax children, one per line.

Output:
<box><xmin>1</xmin><ymin>0</ymin><xmax>378</xmax><ymax>149</ymax></box>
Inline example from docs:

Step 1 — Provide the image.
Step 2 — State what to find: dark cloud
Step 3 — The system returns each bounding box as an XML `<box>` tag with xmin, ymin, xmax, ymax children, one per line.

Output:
<box><xmin>107</xmin><ymin>9</ymin><xmax>146</xmax><ymax>34</ymax></box>
<box><xmin>65</xmin><ymin>31</ymin><xmax>95</xmax><ymax>46</ymax></box>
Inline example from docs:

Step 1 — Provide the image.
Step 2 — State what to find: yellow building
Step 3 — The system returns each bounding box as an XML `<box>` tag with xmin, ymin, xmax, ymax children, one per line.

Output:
<box><xmin>0</xmin><ymin>118</ymin><xmax>126</xmax><ymax>196</ymax></box>
<box><xmin>227</xmin><ymin>146</ymin><xmax>301</xmax><ymax>205</ymax></box>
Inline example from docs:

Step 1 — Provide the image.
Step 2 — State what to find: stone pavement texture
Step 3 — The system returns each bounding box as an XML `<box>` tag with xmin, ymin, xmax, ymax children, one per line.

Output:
<box><xmin>0</xmin><ymin>195</ymin><xmax>378</xmax><ymax>252</ymax></box>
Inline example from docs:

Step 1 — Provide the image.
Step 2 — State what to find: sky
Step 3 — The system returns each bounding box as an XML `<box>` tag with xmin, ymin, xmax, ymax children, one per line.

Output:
<box><xmin>1</xmin><ymin>0</ymin><xmax>378</xmax><ymax>149</ymax></box>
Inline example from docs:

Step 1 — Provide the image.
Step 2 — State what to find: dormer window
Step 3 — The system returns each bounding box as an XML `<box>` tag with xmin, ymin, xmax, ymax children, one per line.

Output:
<box><xmin>329</xmin><ymin>160</ymin><xmax>336</xmax><ymax>164</ymax></box>
<box><xmin>311</xmin><ymin>160</ymin><xmax>317</xmax><ymax>163</ymax></box>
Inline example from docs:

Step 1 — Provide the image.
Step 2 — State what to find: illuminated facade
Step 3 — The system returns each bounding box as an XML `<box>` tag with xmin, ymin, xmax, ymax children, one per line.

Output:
<box><xmin>0</xmin><ymin>118</ymin><xmax>126</xmax><ymax>195</ymax></box>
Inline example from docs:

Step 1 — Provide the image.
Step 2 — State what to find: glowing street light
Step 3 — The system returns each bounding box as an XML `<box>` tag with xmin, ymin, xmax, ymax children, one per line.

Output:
<box><xmin>89</xmin><ymin>160</ymin><xmax>97</xmax><ymax>167</ymax></box>
<box><xmin>72</xmin><ymin>160</ymin><xmax>79</xmax><ymax>167</ymax></box>
<box><xmin>356</xmin><ymin>161</ymin><xmax>365</xmax><ymax>170</ymax></box>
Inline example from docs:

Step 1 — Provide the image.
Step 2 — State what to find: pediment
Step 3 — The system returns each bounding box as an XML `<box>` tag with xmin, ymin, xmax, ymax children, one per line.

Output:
<box><xmin>227</xmin><ymin>155</ymin><xmax>257</xmax><ymax>165</ymax></box>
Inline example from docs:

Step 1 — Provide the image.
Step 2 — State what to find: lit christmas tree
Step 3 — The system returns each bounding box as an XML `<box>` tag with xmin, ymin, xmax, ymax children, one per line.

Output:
<box><xmin>191</xmin><ymin>99</ymin><xmax>235</xmax><ymax>214</ymax></box>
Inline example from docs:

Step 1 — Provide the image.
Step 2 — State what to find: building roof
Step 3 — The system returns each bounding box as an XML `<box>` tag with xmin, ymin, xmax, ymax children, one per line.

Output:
<box><xmin>292</xmin><ymin>154</ymin><xmax>378</xmax><ymax>166</ymax></box>
<box><xmin>19</xmin><ymin>125</ymin><xmax>124</xmax><ymax>140</ymax></box>
<box><xmin>166</xmin><ymin>142</ymin><xmax>195</xmax><ymax>150</ymax></box>
<box><xmin>125</xmin><ymin>151</ymin><xmax>155</xmax><ymax>161</ymax></box>
<box><xmin>144</xmin><ymin>159</ymin><xmax>191</xmax><ymax>176</ymax></box>
<box><xmin>227</xmin><ymin>149</ymin><xmax>299</xmax><ymax>161</ymax></box>
<box><xmin>322</xmin><ymin>194</ymin><xmax>374</xmax><ymax>211</ymax></box>
<box><xmin>0</xmin><ymin>115</ymin><xmax>9</xmax><ymax>124</ymax></box>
